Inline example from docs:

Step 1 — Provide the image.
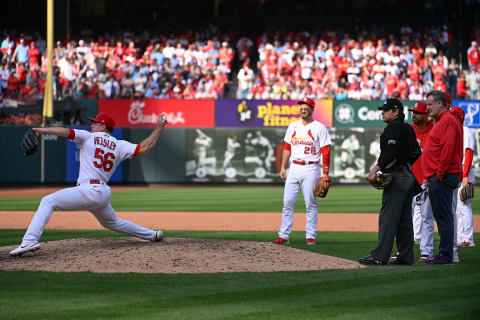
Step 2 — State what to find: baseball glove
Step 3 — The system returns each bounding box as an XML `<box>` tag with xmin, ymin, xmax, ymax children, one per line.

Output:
<box><xmin>20</xmin><ymin>129</ymin><xmax>39</xmax><ymax>156</ymax></box>
<box><xmin>314</xmin><ymin>176</ymin><xmax>331</xmax><ymax>198</ymax></box>
<box><xmin>460</xmin><ymin>183</ymin><xmax>474</xmax><ymax>202</ymax></box>
<box><xmin>370</xmin><ymin>171</ymin><xmax>392</xmax><ymax>190</ymax></box>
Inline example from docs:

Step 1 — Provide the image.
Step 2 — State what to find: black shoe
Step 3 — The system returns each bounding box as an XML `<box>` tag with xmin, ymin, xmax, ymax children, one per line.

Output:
<box><xmin>389</xmin><ymin>259</ymin><xmax>413</xmax><ymax>265</ymax></box>
<box><xmin>359</xmin><ymin>255</ymin><xmax>387</xmax><ymax>265</ymax></box>
<box><xmin>426</xmin><ymin>254</ymin><xmax>453</xmax><ymax>265</ymax></box>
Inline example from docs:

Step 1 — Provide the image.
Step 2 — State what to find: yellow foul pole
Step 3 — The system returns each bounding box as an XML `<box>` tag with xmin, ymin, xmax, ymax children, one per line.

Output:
<box><xmin>41</xmin><ymin>0</ymin><xmax>54</xmax><ymax>183</ymax></box>
<box><xmin>43</xmin><ymin>0</ymin><xmax>54</xmax><ymax>121</ymax></box>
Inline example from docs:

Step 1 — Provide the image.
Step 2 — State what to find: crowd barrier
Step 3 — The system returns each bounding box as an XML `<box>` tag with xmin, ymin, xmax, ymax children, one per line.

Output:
<box><xmin>1</xmin><ymin>98</ymin><xmax>479</xmax><ymax>184</ymax></box>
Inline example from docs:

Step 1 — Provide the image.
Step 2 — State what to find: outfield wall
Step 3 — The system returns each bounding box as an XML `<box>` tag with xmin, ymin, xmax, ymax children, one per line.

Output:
<box><xmin>1</xmin><ymin>98</ymin><xmax>480</xmax><ymax>184</ymax></box>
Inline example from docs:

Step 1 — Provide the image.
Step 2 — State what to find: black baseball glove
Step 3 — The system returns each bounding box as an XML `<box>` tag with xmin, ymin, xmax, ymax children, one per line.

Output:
<box><xmin>20</xmin><ymin>129</ymin><xmax>39</xmax><ymax>156</ymax></box>
<box><xmin>370</xmin><ymin>171</ymin><xmax>392</xmax><ymax>190</ymax></box>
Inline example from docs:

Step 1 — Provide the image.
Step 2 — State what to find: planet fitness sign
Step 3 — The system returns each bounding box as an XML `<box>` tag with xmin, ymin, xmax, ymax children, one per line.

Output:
<box><xmin>215</xmin><ymin>99</ymin><xmax>333</xmax><ymax>128</ymax></box>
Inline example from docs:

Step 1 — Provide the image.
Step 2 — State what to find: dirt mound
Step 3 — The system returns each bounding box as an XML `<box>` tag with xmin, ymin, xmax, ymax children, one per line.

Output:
<box><xmin>0</xmin><ymin>237</ymin><xmax>364</xmax><ymax>273</ymax></box>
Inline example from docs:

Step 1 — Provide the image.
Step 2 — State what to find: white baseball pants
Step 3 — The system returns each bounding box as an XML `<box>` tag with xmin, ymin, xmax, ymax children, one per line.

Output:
<box><xmin>278</xmin><ymin>163</ymin><xmax>321</xmax><ymax>240</ymax></box>
<box><xmin>456</xmin><ymin>189</ymin><xmax>475</xmax><ymax>246</ymax></box>
<box><xmin>412</xmin><ymin>200</ymin><xmax>422</xmax><ymax>243</ymax></box>
<box><xmin>418</xmin><ymin>196</ymin><xmax>435</xmax><ymax>257</ymax></box>
<box><xmin>22</xmin><ymin>183</ymin><xmax>156</xmax><ymax>243</ymax></box>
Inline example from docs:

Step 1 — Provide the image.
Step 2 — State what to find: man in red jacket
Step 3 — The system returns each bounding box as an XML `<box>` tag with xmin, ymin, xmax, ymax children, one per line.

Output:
<box><xmin>422</xmin><ymin>91</ymin><xmax>463</xmax><ymax>264</ymax></box>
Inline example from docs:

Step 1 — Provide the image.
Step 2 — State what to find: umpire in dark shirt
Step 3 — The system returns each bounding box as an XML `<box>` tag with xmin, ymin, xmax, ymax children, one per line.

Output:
<box><xmin>359</xmin><ymin>98</ymin><xmax>421</xmax><ymax>265</ymax></box>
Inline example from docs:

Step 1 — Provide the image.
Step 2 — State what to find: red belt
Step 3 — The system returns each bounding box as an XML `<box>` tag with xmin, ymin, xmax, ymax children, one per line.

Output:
<box><xmin>293</xmin><ymin>160</ymin><xmax>318</xmax><ymax>165</ymax></box>
<box><xmin>90</xmin><ymin>180</ymin><xmax>101</xmax><ymax>184</ymax></box>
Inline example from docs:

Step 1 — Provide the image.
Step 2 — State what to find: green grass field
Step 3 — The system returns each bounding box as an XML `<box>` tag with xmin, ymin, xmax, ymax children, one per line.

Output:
<box><xmin>0</xmin><ymin>186</ymin><xmax>479</xmax><ymax>319</ymax></box>
<box><xmin>1</xmin><ymin>186</ymin><xmax>479</xmax><ymax>213</ymax></box>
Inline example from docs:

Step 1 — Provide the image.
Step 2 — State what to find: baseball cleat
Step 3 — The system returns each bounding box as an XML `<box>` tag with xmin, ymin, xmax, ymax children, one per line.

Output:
<box><xmin>9</xmin><ymin>241</ymin><xmax>40</xmax><ymax>257</ymax></box>
<box><xmin>419</xmin><ymin>254</ymin><xmax>432</xmax><ymax>262</ymax></box>
<box><xmin>306</xmin><ymin>238</ymin><xmax>316</xmax><ymax>245</ymax></box>
<box><xmin>152</xmin><ymin>230</ymin><xmax>165</xmax><ymax>242</ymax></box>
<box><xmin>272</xmin><ymin>237</ymin><xmax>289</xmax><ymax>245</ymax></box>
<box><xmin>458</xmin><ymin>241</ymin><xmax>471</xmax><ymax>247</ymax></box>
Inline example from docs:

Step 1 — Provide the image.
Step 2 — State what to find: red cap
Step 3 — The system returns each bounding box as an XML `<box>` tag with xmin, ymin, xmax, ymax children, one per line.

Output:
<box><xmin>88</xmin><ymin>113</ymin><xmax>115</xmax><ymax>129</ymax></box>
<box><xmin>445</xmin><ymin>92</ymin><xmax>452</xmax><ymax>106</ymax></box>
<box><xmin>408</xmin><ymin>102</ymin><xmax>428</xmax><ymax>113</ymax></box>
<box><xmin>450</xmin><ymin>106</ymin><xmax>465</xmax><ymax>123</ymax></box>
<box><xmin>298</xmin><ymin>96</ymin><xmax>315</xmax><ymax>108</ymax></box>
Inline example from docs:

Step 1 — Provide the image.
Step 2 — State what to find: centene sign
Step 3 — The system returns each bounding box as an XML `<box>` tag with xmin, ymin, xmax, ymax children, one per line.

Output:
<box><xmin>99</xmin><ymin>99</ymin><xmax>215</xmax><ymax>127</ymax></box>
<box><xmin>334</xmin><ymin>100</ymin><xmax>412</xmax><ymax>128</ymax></box>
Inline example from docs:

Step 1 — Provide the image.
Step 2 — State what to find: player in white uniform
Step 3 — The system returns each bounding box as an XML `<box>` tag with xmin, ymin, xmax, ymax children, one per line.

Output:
<box><xmin>453</xmin><ymin>109</ymin><xmax>476</xmax><ymax>247</ymax></box>
<box><xmin>10</xmin><ymin>113</ymin><xmax>168</xmax><ymax>257</ymax></box>
<box><xmin>273</xmin><ymin>97</ymin><xmax>331</xmax><ymax>245</ymax></box>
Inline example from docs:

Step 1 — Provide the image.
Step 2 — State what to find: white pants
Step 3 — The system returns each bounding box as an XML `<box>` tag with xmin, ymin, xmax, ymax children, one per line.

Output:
<box><xmin>456</xmin><ymin>189</ymin><xmax>475</xmax><ymax>246</ymax></box>
<box><xmin>418</xmin><ymin>196</ymin><xmax>435</xmax><ymax>257</ymax></box>
<box><xmin>278</xmin><ymin>163</ymin><xmax>321</xmax><ymax>240</ymax></box>
<box><xmin>22</xmin><ymin>183</ymin><xmax>155</xmax><ymax>243</ymax></box>
<box><xmin>412</xmin><ymin>199</ymin><xmax>422</xmax><ymax>243</ymax></box>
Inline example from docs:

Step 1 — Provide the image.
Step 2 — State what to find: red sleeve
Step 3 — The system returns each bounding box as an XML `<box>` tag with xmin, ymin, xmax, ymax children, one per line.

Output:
<box><xmin>321</xmin><ymin>145</ymin><xmax>331</xmax><ymax>175</ymax></box>
<box><xmin>283</xmin><ymin>142</ymin><xmax>291</xmax><ymax>151</ymax></box>
<box><xmin>67</xmin><ymin>129</ymin><xmax>75</xmax><ymax>140</ymax></box>
<box><xmin>133</xmin><ymin>144</ymin><xmax>140</xmax><ymax>157</ymax></box>
<box><xmin>463</xmin><ymin>148</ymin><xmax>474</xmax><ymax>179</ymax></box>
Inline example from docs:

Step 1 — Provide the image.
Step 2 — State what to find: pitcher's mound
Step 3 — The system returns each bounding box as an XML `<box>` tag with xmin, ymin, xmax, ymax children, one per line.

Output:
<box><xmin>1</xmin><ymin>237</ymin><xmax>365</xmax><ymax>273</ymax></box>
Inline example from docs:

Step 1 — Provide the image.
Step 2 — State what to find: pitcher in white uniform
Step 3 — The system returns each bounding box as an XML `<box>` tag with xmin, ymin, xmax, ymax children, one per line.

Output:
<box><xmin>273</xmin><ymin>97</ymin><xmax>331</xmax><ymax>245</ymax></box>
<box><xmin>10</xmin><ymin>112</ymin><xmax>168</xmax><ymax>257</ymax></box>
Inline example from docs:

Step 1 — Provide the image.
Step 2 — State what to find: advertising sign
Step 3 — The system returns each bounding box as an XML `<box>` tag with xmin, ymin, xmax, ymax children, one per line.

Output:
<box><xmin>99</xmin><ymin>99</ymin><xmax>215</xmax><ymax>127</ymax></box>
<box><xmin>215</xmin><ymin>99</ymin><xmax>333</xmax><ymax>128</ymax></box>
<box><xmin>334</xmin><ymin>100</ymin><xmax>417</xmax><ymax>127</ymax></box>
<box><xmin>185</xmin><ymin>128</ymin><xmax>286</xmax><ymax>183</ymax></box>
<box><xmin>454</xmin><ymin>100</ymin><xmax>480</xmax><ymax>128</ymax></box>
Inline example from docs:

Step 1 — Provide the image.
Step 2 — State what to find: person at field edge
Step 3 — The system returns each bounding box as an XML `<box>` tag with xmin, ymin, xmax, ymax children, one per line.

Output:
<box><xmin>422</xmin><ymin>91</ymin><xmax>463</xmax><ymax>265</ymax></box>
<box><xmin>10</xmin><ymin>113</ymin><xmax>168</xmax><ymax>257</ymax></box>
<box><xmin>359</xmin><ymin>98</ymin><xmax>421</xmax><ymax>266</ymax></box>
<box><xmin>273</xmin><ymin>97</ymin><xmax>331</xmax><ymax>245</ymax></box>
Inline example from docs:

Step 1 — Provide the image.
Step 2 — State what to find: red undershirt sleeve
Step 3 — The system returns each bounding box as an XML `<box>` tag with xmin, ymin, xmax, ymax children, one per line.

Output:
<box><xmin>67</xmin><ymin>129</ymin><xmax>75</xmax><ymax>140</ymax></box>
<box><xmin>321</xmin><ymin>145</ymin><xmax>331</xmax><ymax>175</ymax></box>
<box><xmin>133</xmin><ymin>144</ymin><xmax>141</xmax><ymax>157</ymax></box>
<box><xmin>283</xmin><ymin>142</ymin><xmax>291</xmax><ymax>151</ymax></box>
<box><xmin>463</xmin><ymin>148</ymin><xmax>474</xmax><ymax>179</ymax></box>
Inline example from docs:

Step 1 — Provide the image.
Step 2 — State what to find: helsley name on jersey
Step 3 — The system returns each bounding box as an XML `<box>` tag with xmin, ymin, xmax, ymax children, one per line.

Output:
<box><xmin>94</xmin><ymin>136</ymin><xmax>116</xmax><ymax>151</ymax></box>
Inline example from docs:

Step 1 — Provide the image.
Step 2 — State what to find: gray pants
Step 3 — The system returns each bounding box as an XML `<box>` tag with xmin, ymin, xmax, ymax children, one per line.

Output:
<box><xmin>371</xmin><ymin>166</ymin><xmax>415</xmax><ymax>264</ymax></box>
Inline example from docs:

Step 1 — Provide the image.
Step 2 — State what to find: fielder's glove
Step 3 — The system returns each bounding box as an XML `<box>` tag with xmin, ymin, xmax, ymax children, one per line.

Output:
<box><xmin>370</xmin><ymin>171</ymin><xmax>392</xmax><ymax>190</ymax></box>
<box><xmin>314</xmin><ymin>176</ymin><xmax>331</xmax><ymax>198</ymax></box>
<box><xmin>20</xmin><ymin>129</ymin><xmax>39</xmax><ymax>156</ymax></box>
<box><xmin>459</xmin><ymin>183</ymin><xmax>474</xmax><ymax>202</ymax></box>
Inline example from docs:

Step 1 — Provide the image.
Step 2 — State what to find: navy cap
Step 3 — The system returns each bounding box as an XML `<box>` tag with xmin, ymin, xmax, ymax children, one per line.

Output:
<box><xmin>378</xmin><ymin>98</ymin><xmax>403</xmax><ymax>112</ymax></box>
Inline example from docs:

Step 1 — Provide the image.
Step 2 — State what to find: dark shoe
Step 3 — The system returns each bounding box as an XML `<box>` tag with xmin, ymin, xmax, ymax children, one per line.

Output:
<box><xmin>358</xmin><ymin>255</ymin><xmax>387</xmax><ymax>265</ymax></box>
<box><xmin>389</xmin><ymin>259</ymin><xmax>413</xmax><ymax>265</ymax></box>
<box><xmin>426</xmin><ymin>254</ymin><xmax>453</xmax><ymax>265</ymax></box>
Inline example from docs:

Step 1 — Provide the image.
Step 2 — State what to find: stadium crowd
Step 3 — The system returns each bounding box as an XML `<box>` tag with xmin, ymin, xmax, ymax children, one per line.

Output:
<box><xmin>0</xmin><ymin>24</ymin><xmax>479</xmax><ymax>111</ymax></box>
<box><xmin>238</xmin><ymin>24</ymin><xmax>473</xmax><ymax>101</ymax></box>
<box><xmin>0</xmin><ymin>25</ymin><xmax>237</xmax><ymax>106</ymax></box>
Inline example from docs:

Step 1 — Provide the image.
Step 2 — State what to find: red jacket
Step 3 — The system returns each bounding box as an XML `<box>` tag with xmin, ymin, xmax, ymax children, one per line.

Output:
<box><xmin>411</xmin><ymin>122</ymin><xmax>433</xmax><ymax>184</ymax></box>
<box><xmin>422</xmin><ymin>111</ymin><xmax>463</xmax><ymax>180</ymax></box>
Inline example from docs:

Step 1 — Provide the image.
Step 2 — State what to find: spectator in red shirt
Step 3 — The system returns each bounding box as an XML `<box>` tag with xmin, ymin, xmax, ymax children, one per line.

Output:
<box><xmin>456</xmin><ymin>73</ymin><xmax>467</xmax><ymax>99</ymax></box>
<box><xmin>467</xmin><ymin>41</ymin><xmax>479</xmax><ymax>71</ymax></box>
<box><xmin>28</xmin><ymin>42</ymin><xmax>40</xmax><ymax>68</ymax></box>
<box><xmin>422</xmin><ymin>90</ymin><xmax>463</xmax><ymax>265</ymax></box>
